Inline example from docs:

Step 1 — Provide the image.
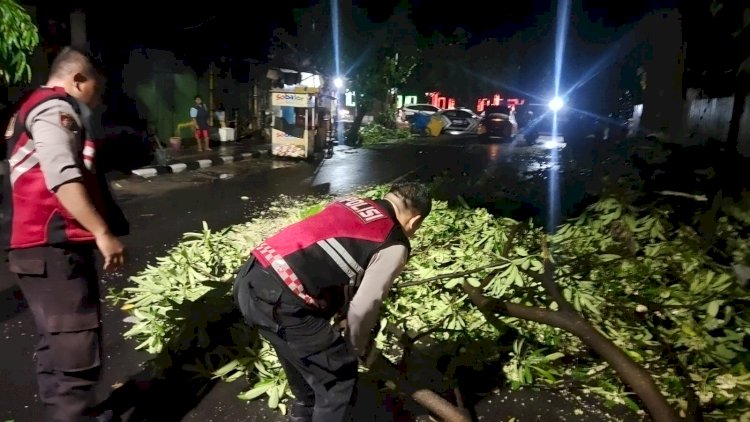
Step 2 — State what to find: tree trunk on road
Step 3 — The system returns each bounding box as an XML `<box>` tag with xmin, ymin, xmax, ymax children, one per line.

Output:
<box><xmin>347</xmin><ymin>104</ymin><xmax>369</xmax><ymax>146</ymax></box>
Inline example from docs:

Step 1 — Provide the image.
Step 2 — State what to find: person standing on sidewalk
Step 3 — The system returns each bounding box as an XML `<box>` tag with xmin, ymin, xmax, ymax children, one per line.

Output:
<box><xmin>2</xmin><ymin>46</ymin><xmax>127</xmax><ymax>422</ymax></box>
<box><xmin>233</xmin><ymin>182</ymin><xmax>431</xmax><ymax>422</ymax></box>
<box><xmin>190</xmin><ymin>95</ymin><xmax>211</xmax><ymax>152</ymax></box>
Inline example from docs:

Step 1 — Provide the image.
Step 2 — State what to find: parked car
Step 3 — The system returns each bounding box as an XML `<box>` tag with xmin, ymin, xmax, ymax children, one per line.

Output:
<box><xmin>515</xmin><ymin>103</ymin><xmax>576</xmax><ymax>143</ymax></box>
<box><xmin>400</xmin><ymin>103</ymin><xmax>442</xmax><ymax>121</ymax></box>
<box><xmin>436</xmin><ymin>108</ymin><xmax>482</xmax><ymax>135</ymax></box>
<box><xmin>478</xmin><ymin>105</ymin><xmax>518</xmax><ymax>140</ymax></box>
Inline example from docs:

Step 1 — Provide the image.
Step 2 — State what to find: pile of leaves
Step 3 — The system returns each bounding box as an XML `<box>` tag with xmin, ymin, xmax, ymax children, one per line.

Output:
<box><xmin>359</xmin><ymin>123</ymin><xmax>413</xmax><ymax>146</ymax></box>
<box><xmin>109</xmin><ymin>187</ymin><xmax>750</xmax><ymax>420</ymax></box>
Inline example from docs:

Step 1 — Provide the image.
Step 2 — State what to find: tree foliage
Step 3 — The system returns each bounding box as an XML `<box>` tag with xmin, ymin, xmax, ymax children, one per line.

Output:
<box><xmin>111</xmin><ymin>185</ymin><xmax>750</xmax><ymax>420</ymax></box>
<box><xmin>0</xmin><ymin>0</ymin><xmax>39</xmax><ymax>85</ymax></box>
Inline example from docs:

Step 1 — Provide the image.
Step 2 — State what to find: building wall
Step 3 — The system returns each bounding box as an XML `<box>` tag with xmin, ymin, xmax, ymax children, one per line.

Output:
<box><xmin>121</xmin><ymin>49</ymin><xmax>253</xmax><ymax>142</ymax></box>
<box><xmin>631</xmin><ymin>96</ymin><xmax>750</xmax><ymax>155</ymax></box>
<box><xmin>685</xmin><ymin>96</ymin><xmax>750</xmax><ymax>154</ymax></box>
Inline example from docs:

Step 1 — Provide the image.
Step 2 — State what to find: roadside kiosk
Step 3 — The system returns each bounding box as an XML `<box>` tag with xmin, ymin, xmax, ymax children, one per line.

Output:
<box><xmin>269</xmin><ymin>89</ymin><xmax>317</xmax><ymax>158</ymax></box>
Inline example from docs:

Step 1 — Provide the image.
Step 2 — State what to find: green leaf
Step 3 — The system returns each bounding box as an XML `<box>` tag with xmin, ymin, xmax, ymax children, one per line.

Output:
<box><xmin>268</xmin><ymin>384</ymin><xmax>280</xmax><ymax>408</ymax></box>
<box><xmin>706</xmin><ymin>300</ymin><xmax>722</xmax><ymax>318</ymax></box>
<box><xmin>545</xmin><ymin>352</ymin><xmax>565</xmax><ymax>361</ymax></box>
<box><xmin>238</xmin><ymin>381</ymin><xmax>274</xmax><ymax>401</ymax></box>
<box><xmin>212</xmin><ymin>359</ymin><xmax>240</xmax><ymax>378</ymax></box>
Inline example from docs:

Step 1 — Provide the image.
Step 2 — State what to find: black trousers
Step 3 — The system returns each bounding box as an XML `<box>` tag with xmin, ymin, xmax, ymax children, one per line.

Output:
<box><xmin>233</xmin><ymin>258</ymin><xmax>358</xmax><ymax>422</ymax></box>
<box><xmin>9</xmin><ymin>246</ymin><xmax>102</xmax><ymax>422</ymax></box>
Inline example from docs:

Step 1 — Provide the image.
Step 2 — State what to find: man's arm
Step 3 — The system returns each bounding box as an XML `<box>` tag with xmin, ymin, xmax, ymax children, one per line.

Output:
<box><xmin>29</xmin><ymin>100</ymin><xmax>124</xmax><ymax>270</ymax></box>
<box><xmin>346</xmin><ymin>244</ymin><xmax>409</xmax><ymax>355</ymax></box>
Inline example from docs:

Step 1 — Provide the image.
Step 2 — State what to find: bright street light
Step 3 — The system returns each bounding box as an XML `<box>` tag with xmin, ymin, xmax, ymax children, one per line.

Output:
<box><xmin>548</xmin><ymin>96</ymin><xmax>564</xmax><ymax>112</ymax></box>
<box><xmin>333</xmin><ymin>77</ymin><xmax>344</xmax><ymax>89</ymax></box>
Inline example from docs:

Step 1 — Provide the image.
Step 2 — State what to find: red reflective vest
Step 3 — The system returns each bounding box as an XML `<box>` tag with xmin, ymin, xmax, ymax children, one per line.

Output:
<box><xmin>2</xmin><ymin>87</ymin><xmax>104</xmax><ymax>249</ymax></box>
<box><xmin>252</xmin><ymin>197</ymin><xmax>410</xmax><ymax>309</ymax></box>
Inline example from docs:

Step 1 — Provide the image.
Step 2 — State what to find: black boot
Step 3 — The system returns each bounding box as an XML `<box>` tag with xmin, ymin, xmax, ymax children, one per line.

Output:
<box><xmin>288</xmin><ymin>400</ymin><xmax>314</xmax><ymax>422</ymax></box>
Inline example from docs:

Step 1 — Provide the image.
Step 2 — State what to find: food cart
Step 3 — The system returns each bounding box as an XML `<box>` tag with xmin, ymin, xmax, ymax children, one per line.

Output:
<box><xmin>269</xmin><ymin>90</ymin><xmax>316</xmax><ymax>158</ymax></box>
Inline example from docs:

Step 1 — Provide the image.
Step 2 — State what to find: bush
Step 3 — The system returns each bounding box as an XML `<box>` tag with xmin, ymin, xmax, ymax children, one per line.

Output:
<box><xmin>359</xmin><ymin>123</ymin><xmax>412</xmax><ymax>146</ymax></box>
<box><xmin>110</xmin><ymin>187</ymin><xmax>750</xmax><ymax>420</ymax></box>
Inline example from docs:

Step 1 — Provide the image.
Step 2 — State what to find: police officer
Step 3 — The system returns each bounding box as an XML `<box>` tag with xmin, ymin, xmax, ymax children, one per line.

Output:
<box><xmin>233</xmin><ymin>182</ymin><xmax>431</xmax><ymax>422</ymax></box>
<box><xmin>2</xmin><ymin>47</ymin><xmax>127</xmax><ymax>422</ymax></box>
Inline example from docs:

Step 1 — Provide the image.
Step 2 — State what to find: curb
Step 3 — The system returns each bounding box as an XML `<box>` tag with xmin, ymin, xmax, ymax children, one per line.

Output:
<box><xmin>131</xmin><ymin>150</ymin><xmax>268</xmax><ymax>178</ymax></box>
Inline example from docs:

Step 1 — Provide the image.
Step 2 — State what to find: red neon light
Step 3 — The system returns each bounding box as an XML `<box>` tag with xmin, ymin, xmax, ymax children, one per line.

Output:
<box><xmin>426</xmin><ymin>91</ymin><xmax>456</xmax><ymax>109</ymax></box>
<box><xmin>476</xmin><ymin>94</ymin><xmax>526</xmax><ymax>113</ymax></box>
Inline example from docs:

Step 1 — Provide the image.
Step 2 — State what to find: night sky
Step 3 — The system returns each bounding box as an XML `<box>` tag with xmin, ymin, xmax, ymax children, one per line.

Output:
<box><xmin>22</xmin><ymin>0</ymin><xmax>677</xmax><ymax>60</ymax></box>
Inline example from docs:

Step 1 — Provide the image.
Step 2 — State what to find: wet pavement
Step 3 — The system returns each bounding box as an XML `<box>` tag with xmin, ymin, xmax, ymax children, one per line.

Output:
<box><xmin>0</xmin><ymin>135</ymin><xmax>621</xmax><ymax>421</ymax></box>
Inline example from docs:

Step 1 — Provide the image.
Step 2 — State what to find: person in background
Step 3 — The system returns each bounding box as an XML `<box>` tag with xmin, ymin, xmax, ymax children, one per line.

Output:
<box><xmin>215</xmin><ymin>103</ymin><xmax>226</xmax><ymax>128</ymax></box>
<box><xmin>190</xmin><ymin>95</ymin><xmax>210</xmax><ymax>152</ymax></box>
<box><xmin>233</xmin><ymin>182</ymin><xmax>432</xmax><ymax>422</ymax></box>
<box><xmin>2</xmin><ymin>46</ymin><xmax>127</xmax><ymax>422</ymax></box>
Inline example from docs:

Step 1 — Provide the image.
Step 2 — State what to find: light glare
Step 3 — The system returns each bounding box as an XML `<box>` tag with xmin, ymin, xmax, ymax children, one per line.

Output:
<box><xmin>548</xmin><ymin>97</ymin><xmax>564</xmax><ymax>112</ymax></box>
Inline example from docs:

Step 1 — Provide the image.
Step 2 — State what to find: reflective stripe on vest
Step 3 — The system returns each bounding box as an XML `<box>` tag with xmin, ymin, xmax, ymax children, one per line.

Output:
<box><xmin>255</xmin><ymin>241</ymin><xmax>319</xmax><ymax>307</ymax></box>
<box><xmin>315</xmin><ymin>237</ymin><xmax>365</xmax><ymax>285</ymax></box>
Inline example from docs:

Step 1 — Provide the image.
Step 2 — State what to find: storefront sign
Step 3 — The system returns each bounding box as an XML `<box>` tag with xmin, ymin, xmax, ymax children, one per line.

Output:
<box><xmin>271</xmin><ymin>92</ymin><xmax>310</xmax><ymax>107</ymax></box>
<box><xmin>426</xmin><ymin>92</ymin><xmax>456</xmax><ymax>110</ymax></box>
<box><xmin>271</xmin><ymin>129</ymin><xmax>308</xmax><ymax>158</ymax></box>
<box><xmin>345</xmin><ymin>91</ymin><xmax>420</xmax><ymax>108</ymax></box>
<box><xmin>272</xmin><ymin>128</ymin><xmax>306</xmax><ymax>143</ymax></box>
<box><xmin>476</xmin><ymin>94</ymin><xmax>525</xmax><ymax>113</ymax></box>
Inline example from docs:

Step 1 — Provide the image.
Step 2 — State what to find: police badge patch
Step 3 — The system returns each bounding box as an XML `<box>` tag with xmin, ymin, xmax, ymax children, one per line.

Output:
<box><xmin>4</xmin><ymin>113</ymin><xmax>16</xmax><ymax>140</ymax></box>
<box><xmin>60</xmin><ymin>112</ymin><xmax>75</xmax><ymax>130</ymax></box>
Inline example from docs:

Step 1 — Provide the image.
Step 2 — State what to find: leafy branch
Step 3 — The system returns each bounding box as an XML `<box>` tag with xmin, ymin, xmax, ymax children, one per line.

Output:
<box><xmin>0</xmin><ymin>0</ymin><xmax>39</xmax><ymax>85</ymax></box>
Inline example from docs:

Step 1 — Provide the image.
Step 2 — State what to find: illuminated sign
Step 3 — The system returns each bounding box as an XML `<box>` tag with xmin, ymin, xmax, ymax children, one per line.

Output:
<box><xmin>344</xmin><ymin>91</ymin><xmax>420</xmax><ymax>109</ymax></box>
<box><xmin>396</xmin><ymin>95</ymin><xmax>418</xmax><ymax>109</ymax></box>
<box><xmin>271</xmin><ymin>92</ymin><xmax>310</xmax><ymax>107</ymax></box>
<box><xmin>345</xmin><ymin>90</ymin><xmax>357</xmax><ymax>107</ymax></box>
<box><xmin>476</xmin><ymin>94</ymin><xmax>525</xmax><ymax>113</ymax></box>
<box><xmin>426</xmin><ymin>92</ymin><xmax>456</xmax><ymax>110</ymax></box>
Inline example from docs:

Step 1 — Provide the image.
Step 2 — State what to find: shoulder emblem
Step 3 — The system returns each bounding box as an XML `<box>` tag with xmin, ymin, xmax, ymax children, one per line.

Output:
<box><xmin>60</xmin><ymin>112</ymin><xmax>78</xmax><ymax>131</ymax></box>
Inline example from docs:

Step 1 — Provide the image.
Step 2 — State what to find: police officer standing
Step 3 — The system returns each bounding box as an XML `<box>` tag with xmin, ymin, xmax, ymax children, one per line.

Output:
<box><xmin>2</xmin><ymin>47</ymin><xmax>127</xmax><ymax>422</ymax></box>
<box><xmin>233</xmin><ymin>182</ymin><xmax>431</xmax><ymax>422</ymax></box>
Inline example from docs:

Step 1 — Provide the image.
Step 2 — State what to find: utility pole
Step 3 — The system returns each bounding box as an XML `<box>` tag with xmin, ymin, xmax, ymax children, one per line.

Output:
<box><xmin>209</xmin><ymin>61</ymin><xmax>215</xmax><ymax>126</ymax></box>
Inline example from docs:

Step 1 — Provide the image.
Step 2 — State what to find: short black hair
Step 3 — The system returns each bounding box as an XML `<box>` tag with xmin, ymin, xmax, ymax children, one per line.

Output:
<box><xmin>49</xmin><ymin>46</ymin><xmax>95</xmax><ymax>79</ymax></box>
<box><xmin>388</xmin><ymin>182</ymin><xmax>432</xmax><ymax>217</ymax></box>
<box><xmin>195</xmin><ymin>95</ymin><xmax>202</xmax><ymax>100</ymax></box>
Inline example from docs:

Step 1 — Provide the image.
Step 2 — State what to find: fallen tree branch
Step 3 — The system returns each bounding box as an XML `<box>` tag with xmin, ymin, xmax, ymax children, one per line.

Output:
<box><xmin>656</xmin><ymin>190</ymin><xmax>708</xmax><ymax>202</ymax></box>
<box><xmin>461</xmin><ymin>281</ymin><xmax>681</xmax><ymax>422</ymax></box>
<box><xmin>397</xmin><ymin>262</ymin><xmax>509</xmax><ymax>289</ymax></box>
<box><xmin>367</xmin><ymin>351</ymin><xmax>472</xmax><ymax>422</ymax></box>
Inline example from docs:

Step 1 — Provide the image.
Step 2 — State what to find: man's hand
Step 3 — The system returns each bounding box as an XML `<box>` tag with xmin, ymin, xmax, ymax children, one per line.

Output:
<box><xmin>96</xmin><ymin>232</ymin><xmax>125</xmax><ymax>271</ymax></box>
<box><xmin>54</xmin><ymin>182</ymin><xmax>125</xmax><ymax>272</ymax></box>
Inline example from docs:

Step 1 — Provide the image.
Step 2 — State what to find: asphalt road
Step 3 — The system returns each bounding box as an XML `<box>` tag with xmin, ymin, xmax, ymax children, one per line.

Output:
<box><xmin>0</xmin><ymin>136</ymin><xmax>628</xmax><ymax>421</ymax></box>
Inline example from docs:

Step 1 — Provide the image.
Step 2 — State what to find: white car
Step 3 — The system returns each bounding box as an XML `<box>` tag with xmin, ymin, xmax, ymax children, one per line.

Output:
<box><xmin>400</xmin><ymin>104</ymin><xmax>442</xmax><ymax>121</ymax></box>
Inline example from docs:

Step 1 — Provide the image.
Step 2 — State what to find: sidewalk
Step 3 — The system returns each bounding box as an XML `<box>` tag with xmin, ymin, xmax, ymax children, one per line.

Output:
<box><xmin>131</xmin><ymin>140</ymin><xmax>271</xmax><ymax>178</ymax></box>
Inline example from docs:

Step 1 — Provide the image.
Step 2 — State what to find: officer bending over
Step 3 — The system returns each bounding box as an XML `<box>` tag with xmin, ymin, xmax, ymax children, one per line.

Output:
<box><xmin>233</xmin><ymin>182</ymin><xmax>431</xmax><ymax>422</ymax></box>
